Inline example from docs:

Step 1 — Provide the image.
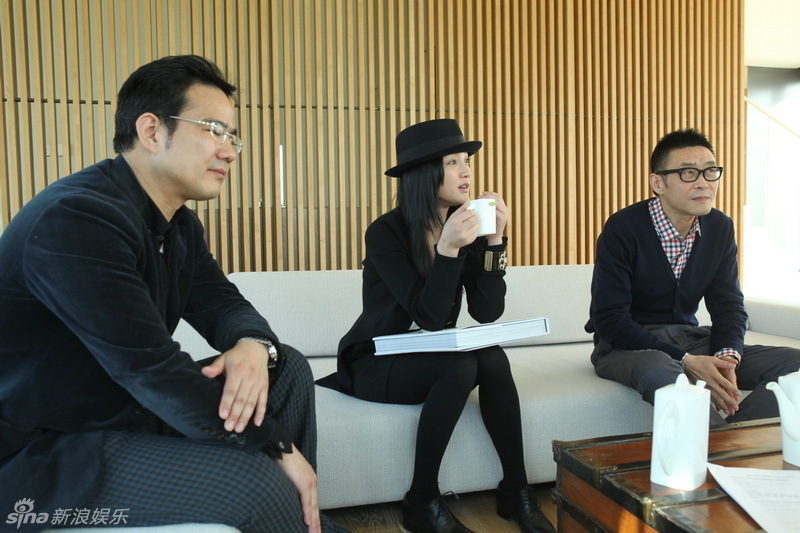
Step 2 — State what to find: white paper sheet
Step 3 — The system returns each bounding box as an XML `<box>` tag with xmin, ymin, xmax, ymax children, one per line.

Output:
<box><xmin>707</xmin><ymin>462</ymin><xmax>800</xmax><ymax>533</ymax></box>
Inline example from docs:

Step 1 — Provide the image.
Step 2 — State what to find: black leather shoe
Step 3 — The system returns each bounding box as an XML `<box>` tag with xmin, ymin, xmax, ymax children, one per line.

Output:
<box><xmin>496</xmin><ymin>484</ymin><xmax>556</xmax><ymax>533</ymax></box>
<box><xmin>401</xmin><ymin>493</ymin><xmax>474</xmax><ymax>533</ymax></box>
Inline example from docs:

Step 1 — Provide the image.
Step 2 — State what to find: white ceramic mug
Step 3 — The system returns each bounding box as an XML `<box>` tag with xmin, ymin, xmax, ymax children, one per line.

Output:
<box><xmin>467</xmin><ymin>198</ymin><xmax>497</xmax><ymax>236</ymax></box>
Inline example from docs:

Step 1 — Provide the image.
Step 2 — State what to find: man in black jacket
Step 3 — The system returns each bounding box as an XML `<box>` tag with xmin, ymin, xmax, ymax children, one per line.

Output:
<box><xmin>0</xmin><ymin>55</ymin><xmax>344</xmax><ymax>533</ymax></box>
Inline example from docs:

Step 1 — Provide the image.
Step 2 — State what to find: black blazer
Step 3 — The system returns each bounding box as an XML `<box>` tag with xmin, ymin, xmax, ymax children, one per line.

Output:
<box><xmin>336</xmin><ymin>209</ymin><xmax>507</xmax><ymax>393</ymax></box>
<box><xmin>0</xmin><ymin>156</ymin><xmax>287</xmax><ymax>516</ymax></box>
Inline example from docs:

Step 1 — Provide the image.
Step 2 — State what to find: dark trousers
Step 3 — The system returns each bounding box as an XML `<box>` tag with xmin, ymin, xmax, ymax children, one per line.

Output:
<box><xmin>591</xmin><ymin>325</ymin><xmax>800</xmax><ymax>425</ymax></box>
<box><xmin>83</xmin><ymin>345</ymin><xmax>348</xmax><ymax>533</ymax></box>
<box><xmin>350</xmin><ymin>345</ymin><xmax>528</xmax><ymax>502</ymax></box>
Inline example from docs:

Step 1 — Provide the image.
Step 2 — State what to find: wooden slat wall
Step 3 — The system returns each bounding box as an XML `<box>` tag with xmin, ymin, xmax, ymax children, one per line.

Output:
<box><xmin>0</xmin><ymin>0</ymin><xmax>746</xmax><ymax>272</ymax></box>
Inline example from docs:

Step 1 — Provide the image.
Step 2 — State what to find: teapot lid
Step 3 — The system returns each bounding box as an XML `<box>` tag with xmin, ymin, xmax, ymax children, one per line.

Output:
<box><xmin>778</xmin><ymin>369</ymin><xmax>800</xmax><ymax>385</ymax></box>
<box><xmin>780</xmin><ymin>369</ymin><xmax>800</xmax><ymax>381</ymax></box>
<box><xmin>661</xmin><ymin>373</ymin><xmax>708</xmax><ymax>397</ymax></box>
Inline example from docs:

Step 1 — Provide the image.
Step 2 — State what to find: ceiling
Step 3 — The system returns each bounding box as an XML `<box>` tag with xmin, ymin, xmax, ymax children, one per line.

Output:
<box><xmin>745</xmin><ymin>0</ymin><xmax>800</xmax><ymax>68</ymax></box>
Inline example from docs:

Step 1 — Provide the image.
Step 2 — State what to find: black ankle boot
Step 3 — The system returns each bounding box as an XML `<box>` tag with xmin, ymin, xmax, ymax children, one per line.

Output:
<box><xmin>496</xmin><ymin>484</ymin><xmax>556</xmax><ymax>533</ymax></box>
<box><xmin>401</xmin><ymin>493</ymin><xmax>474</xmax><ymax>533</ymax></box>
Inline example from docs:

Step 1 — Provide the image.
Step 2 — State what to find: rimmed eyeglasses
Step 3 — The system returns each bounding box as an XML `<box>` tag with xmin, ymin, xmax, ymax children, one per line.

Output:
<box><xmin>654</xmin><ymin>166</ymin><xmax>723</xmax><ymax>183</ymax></box>
<box><xmin>165</xmin><ymin>115</ymin><xmax>243</xmax><ymax>154</ymax></box>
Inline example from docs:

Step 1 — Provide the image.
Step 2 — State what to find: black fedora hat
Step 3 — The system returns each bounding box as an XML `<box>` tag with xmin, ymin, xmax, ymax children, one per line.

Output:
<box><xmin>385</xmin><ymin>118</ymin><xmax>482</xmax><ymax>177</ymax></box>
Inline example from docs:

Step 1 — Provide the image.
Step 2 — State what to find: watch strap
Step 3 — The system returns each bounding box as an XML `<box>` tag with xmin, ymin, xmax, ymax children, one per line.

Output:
<box><xmin>237</xmin><ymin>336</ymin><xmax>279</xmax><ymax>368</ymax></box>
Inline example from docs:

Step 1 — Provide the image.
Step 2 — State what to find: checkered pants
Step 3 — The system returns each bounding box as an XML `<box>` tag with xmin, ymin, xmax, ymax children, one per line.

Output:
<box><xmin>82</xmin><ymin>345</ymin><xmax>349</xmax><ymax>533</ymax></box>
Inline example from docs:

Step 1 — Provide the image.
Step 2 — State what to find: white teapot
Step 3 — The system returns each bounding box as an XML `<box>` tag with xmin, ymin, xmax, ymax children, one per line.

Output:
<box><xmin>650</xmin><ymin>374</ymin><xmax>710</xmax><ymax>490</ymax></box>
<box><xmin>766</xmin><ymin>369</ymin><xmax>800</xmax><ymax>467</ymax></box>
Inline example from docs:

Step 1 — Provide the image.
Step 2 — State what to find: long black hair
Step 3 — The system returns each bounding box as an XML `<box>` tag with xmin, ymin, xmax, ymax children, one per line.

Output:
<box><xmin>395</xmin><ymin>158</ymin><xmax>448</xmax><ymax>276</ymax></box>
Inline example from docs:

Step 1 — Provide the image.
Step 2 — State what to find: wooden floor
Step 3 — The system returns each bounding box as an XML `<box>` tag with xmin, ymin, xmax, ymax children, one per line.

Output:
<box><xmin>325</xmin><ymin>483</ymin><xmax>557</xmax><ymax>533</ymax></box>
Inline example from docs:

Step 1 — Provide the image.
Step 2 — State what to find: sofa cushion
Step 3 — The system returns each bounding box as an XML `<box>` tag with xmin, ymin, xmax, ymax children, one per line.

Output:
<box><xmin>174</xmin><ymin>265</ymin><xmax>717</xmax><ymax>361</ymax></box>
<box><xmin>457</xmin><ymin>265</ymin><xmax>594</xmax><ymax>345</ymax></box>
<box><xmin>310</xmin><ymin>340</ymin><xmax>656</xmax><ymax>509</ymax></box>
<box><xmin>226</xmin><ymin>270</ymin><xmax>364</xmax><ymax>357</ymax></box>
<box><xmin>745</xmin><ymin>298</ymin><xmax>800</xmax><ymax>341</ymax></box>
<box><xmin>173</xmin><ymin>270</ymin><xmax>363</xmax><ymax>359</ymax></box>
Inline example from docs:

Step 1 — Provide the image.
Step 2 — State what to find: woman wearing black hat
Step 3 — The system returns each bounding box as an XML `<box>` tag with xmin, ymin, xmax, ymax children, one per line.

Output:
<box><xmin>335</xmin><ymin>119</ymin><xmax>554</xmax><ymax>533</ymax></box>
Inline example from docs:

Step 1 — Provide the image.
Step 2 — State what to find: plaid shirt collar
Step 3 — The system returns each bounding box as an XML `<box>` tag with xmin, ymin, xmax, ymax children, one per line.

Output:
<box><xmin>649</xmin><ymin>196</ymin><xmax>701</xmax><ymax>242</ymax></box>
<box><xmin>649</xmin><ymin>197</ymin><xmax>701</xmax><ymax>280</ymax></box>
<box><xmin>647</xmin><ymin>197</ymin><xmax>739</xmax><ymax>362</ymax></box>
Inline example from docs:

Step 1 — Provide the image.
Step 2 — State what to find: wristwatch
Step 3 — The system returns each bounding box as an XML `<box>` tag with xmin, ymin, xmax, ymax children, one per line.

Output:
<box><xmin>237</xmin><ymin>336</ymin><xmax>279</xmax><ymax>369</ymax></box>
<box><xmin>483</xmin><ymin>250</ymin><xmax>508</xmax><ymax>271</ymax></box>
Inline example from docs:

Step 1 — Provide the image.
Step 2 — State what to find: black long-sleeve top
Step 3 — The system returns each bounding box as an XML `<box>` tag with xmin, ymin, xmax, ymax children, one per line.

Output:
<box><xmin>337</xmin><ymin>209</ymin><xmax>507</xmax><ymax>392</ymax></box>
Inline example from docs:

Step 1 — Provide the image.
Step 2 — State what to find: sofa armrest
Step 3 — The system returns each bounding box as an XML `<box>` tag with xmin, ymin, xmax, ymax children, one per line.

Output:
<box><xmin>745</xmin><ymin>298</ymin><xmax>800</xmax><ymax>341</ymax></box>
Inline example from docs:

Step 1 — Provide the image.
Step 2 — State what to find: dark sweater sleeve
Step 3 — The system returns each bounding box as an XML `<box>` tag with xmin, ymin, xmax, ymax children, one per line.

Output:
<box><xmin>588</xmin><ymin>214</ymin><xmax>686</xmax><ymax>359</ymax></box>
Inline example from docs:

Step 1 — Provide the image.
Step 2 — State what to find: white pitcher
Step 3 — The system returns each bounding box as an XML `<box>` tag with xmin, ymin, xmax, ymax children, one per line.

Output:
<box><xmin>650</xmin><ymin>374</ymin><xmax>710</xmax><ymax>490</ymax></box>
<box><xmin>766</xmin><ymin>369</ymin><xmax>800</xmax><ymax>467</ymax></box>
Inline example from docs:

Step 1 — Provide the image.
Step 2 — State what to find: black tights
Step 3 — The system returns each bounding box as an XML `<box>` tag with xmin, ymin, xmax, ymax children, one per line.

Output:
<box><xmin>379</xmin><ymin>346</ymin><xmax>528</xmax><ymax>503</ymax></box>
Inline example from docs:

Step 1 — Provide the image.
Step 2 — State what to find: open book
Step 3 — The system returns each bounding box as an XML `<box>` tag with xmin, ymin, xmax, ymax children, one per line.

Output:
<box><xmin>373</xmin><ymin>317</ymin><xmax>550</xmax><ymax>356</ymax></box>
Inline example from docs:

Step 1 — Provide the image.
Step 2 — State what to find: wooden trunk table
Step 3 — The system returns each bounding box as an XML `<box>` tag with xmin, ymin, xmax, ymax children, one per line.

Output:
<box><xmin>552</xmin><ymin>418</ymin><xmax>794</xmax><ymax>532</ymax></box>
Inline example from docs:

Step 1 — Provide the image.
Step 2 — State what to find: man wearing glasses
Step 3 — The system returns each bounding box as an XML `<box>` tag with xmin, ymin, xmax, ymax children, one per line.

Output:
<box><xmin>0</xmin><ymin>55</ymin><xmax>346</xmax><ymax>533</ymax></box>
<box><xmin>586</xmin><ymin>129</ymin><xmax>800</xmax><ymax>425</ymax></box>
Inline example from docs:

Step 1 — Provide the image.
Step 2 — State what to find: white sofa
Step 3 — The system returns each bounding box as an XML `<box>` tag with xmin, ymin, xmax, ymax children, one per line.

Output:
<box><xmin>56</xmin><ymin>264</ymin><xmax>800</xmax><ymax>532</ymax></box>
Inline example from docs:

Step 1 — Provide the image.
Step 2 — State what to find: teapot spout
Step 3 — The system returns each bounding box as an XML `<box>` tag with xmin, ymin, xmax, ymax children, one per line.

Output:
<box><xmin>767</xmin><ymin>381</ymin><xmax>800</xmax><ymax>441</ymax></box>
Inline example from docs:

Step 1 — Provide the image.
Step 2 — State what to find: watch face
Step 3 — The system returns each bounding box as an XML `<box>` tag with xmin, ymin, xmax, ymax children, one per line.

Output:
<box><xmin>266</xmin><ymin>343</ymin><xmax>278</xmax><ymax>368</ymax></box>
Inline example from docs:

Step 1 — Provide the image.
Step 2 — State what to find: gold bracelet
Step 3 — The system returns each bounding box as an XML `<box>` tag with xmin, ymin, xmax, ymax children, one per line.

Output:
<box><xmin>483</xmin><ymin>250</ymin><xmax>508</xmax><ymax>271</ymax></box>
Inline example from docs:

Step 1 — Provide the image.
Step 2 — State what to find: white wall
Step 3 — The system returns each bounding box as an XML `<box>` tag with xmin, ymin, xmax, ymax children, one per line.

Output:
<box><xmin>745</xmin><ymin>0</ymin><xmax>800</xmax><ymax>68</ymax></box>
<box><xmin>743</xmin><ymin>67</ymin><xmax>800</xmax><ymax>303</ymax></box>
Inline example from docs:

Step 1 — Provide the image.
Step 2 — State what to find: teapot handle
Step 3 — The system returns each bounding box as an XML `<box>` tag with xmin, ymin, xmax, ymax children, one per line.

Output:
<box><xmin>658</xmin><ymin>400</ymin><xmax>680</xmax><ymax>477</ymax></box>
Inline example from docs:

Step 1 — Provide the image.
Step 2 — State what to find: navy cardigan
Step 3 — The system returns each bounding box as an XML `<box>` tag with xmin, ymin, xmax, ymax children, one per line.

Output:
<box><xmin>586</xmin><ymin>199</ymin><xmax>747</xmax><ymax>360</ymax></box>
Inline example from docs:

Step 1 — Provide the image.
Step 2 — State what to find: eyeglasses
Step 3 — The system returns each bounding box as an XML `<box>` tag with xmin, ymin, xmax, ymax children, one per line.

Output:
<box><xmin>165</xmin><ymin>116</ymin><xmax>243</xmax><ymax>154</ymax></box>
<box><xmin>654</xmin><ymin>166</ymin><xmax>723</xmax><ymax>183</ymax></box>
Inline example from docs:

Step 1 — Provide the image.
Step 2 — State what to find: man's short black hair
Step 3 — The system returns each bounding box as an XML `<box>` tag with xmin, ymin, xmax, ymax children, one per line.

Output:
<box><xmin>650</xmin><ymin>129</ymin><xmax>715</xmax><ymax>173</ymax></box>
<box><xmin>113</xmin><ymin>55</ymin><xmax>237</xmax><ymax>153</ymax></box>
